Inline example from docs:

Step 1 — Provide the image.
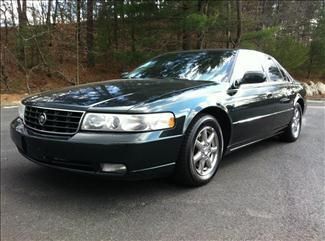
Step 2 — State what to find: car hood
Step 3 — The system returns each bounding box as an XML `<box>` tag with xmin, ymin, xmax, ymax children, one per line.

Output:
<box><xmin>23</xmin><ymin>78</ymin><xmax>216</xmax><ymax>111</ymax></box>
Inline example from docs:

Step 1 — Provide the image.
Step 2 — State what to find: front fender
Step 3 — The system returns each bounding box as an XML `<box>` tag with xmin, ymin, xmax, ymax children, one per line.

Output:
<box><xmin>183</xmin><ymin>102</ymin><xmax>231</xmax><ymax>133</ymax></box>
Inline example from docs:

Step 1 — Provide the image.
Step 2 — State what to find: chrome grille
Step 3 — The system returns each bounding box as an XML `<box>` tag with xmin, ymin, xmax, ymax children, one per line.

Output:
<box><xmin>24</xmin><ymin>106</ymin><xmax>84</xmax><ymax>135</ymax></box>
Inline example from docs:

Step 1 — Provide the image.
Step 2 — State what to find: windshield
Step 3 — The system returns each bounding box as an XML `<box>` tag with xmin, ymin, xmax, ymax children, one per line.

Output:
<box><xmin>127</xmin><ymin>50</ymin><xmax>237</xmax><ymax>83</ymax></box>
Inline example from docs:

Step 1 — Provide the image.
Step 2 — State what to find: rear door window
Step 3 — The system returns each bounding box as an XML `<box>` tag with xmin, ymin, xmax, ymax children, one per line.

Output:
<box><xmin>263</xmin><ymin>57</ymin><xmax>284</xmax><ymax>82</ymax></box>
<box><xmin>279</xmin><ymin>68</ymin><xmax>291</xmax><ymax>82</ymax></box>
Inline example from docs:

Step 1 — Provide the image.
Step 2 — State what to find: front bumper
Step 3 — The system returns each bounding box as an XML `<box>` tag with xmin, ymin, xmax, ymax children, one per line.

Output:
<box><xmin>10</xmin><ymin>118</ymin><xmax>183</xmax><ymax>178</ymax></box>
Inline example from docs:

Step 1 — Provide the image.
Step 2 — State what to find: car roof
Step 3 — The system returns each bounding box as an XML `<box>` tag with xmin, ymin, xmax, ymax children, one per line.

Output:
<box><xmin>163</xmin><ymin>49</ymin><xmax>237</xmax><ymax>54</ymax></box>
<box><xmin>163</xmin><ymin>48</ymin><xmax>263</xmax><ymax>54</ymax></box>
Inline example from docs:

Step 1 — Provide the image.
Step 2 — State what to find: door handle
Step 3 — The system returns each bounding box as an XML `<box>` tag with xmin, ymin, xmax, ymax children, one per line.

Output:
<box><xmin>266</xmin><ymin>93</ymin><xmax>273</xmax><ymax>98</ymax></box>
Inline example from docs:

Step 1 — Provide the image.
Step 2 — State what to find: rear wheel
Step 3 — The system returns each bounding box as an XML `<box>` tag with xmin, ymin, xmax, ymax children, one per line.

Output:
<box><xmin>174</xmin><ymin>115</ymin><xmax>224</xmax><ymax>186</ymax></box>
<box><xmin>280</xmin><ymin>103</ymin><xmax>302</xmax><ymax>142</ymax></box>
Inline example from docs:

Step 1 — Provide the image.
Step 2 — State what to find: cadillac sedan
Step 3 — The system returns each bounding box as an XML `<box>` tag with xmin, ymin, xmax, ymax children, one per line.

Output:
<box><xmin>10</xmin><ymin>49</ymin><xmax>306</xmax><ymax>186</ymax></box>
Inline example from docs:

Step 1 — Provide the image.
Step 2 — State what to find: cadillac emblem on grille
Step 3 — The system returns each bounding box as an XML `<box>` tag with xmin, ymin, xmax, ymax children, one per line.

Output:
<box><xmin>38</xmin><ymin>113</ymin><xmax>47</xmax><ymax>126</ymax></box>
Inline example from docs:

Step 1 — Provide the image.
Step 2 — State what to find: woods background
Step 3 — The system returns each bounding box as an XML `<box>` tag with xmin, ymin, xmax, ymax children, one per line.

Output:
<box><xmin>0</xmin><ymin>0</ymin><xmax>324</xmax><ymax>95</ymax></box>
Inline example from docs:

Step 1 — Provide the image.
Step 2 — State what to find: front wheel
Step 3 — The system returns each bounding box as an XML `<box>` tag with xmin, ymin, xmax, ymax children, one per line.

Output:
<box><xmin>280</xmin><ymin>103</ymin><xmax>302</xmax><ymax>142</ymax></box>
<box><xmin>174</xmin><ymin>115</ymin><xmax>224</xmax><ymax>186</ymax></box>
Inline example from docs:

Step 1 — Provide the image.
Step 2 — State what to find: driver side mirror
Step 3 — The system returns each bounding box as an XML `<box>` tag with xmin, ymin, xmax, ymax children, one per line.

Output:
<box><xmin>235</xmin><ymin>71</ymin><xmax>266</xmax><ymax>87</ymax></box>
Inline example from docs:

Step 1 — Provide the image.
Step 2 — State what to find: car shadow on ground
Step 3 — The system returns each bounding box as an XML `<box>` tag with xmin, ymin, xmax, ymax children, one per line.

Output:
<box><xmin>220</xmin><ymin>137</ymin><xmax>284</xmax><ymax>168</ymax></box>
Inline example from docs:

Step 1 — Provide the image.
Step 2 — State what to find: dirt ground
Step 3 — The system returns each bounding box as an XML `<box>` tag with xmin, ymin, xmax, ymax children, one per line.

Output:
<box><xmin>0</xmin><ymin>94</ymin><xmax>29</xmax><ymax>106</ymax></box>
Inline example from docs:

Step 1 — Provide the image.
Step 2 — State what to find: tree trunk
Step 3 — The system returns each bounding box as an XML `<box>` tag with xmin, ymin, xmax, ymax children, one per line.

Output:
<box><xmin>233</xmin><ymin>0</ymin><xmax>242</xmax><ymax>48</ymax></box>
<box><xmin>22</xmin><ymin>0</ymin><xmax>27</xmax><ymax>20</ymax></box>
<box><xmin>226</xmin><ymin>0</ymin><xmax>231</xmax><ymax>48</ymax></box>
<box><xmin>130</xmin><ymin>0</ymin><xmax>136</xmax><ymax>52</ymax></box>
<box><xmin>113</xmin><ymin>0</ymin><xmax>118</xmax><ymax>50</ymax></box>
<box><xmin>182</xmin><ymin>0</ymin><xmax>191</xmax><ymax>50</ymax></box>
<box><xmin>17</xmin><ymin>0</ymin><xmax>28</xmax><ymax>26</ymax></box>
<box><xmin>76</xmin><ymin>0</ymin><xmax>81</xmax><ymax>84</ymax></box>
<box><xmin>16</xmin><ymin>0</ymin><xmax>28</xmax><ymax>65</ymax></box>
<box><xmin>10</xmin><ymin>0</ymin><xmax>16</xmax><ymax>26</ymax></box>
<box><xmin>131</xmin><ymin>26</ymin><xmax>136</xmax><ymax>52</ymax></box>
<box><xmin>307</xmin><ymin>55</ymin><xmax>313</xmax><ymax>79</ymax></box>
<box><xmin>87</xmin><ymin>0</ymin><xmax>95</xmax><ymax>67</ymax></box>
<box><xmin>77</xmin><ymin>0</ymin><xmax>81</xmax><ymax>47</ymax></box>
<box><xmin>24</xmin><ymin>45</ymin><xmax>31</xmax><ymax>94</ymax></box>
<box><xmin>196</xmin><ymin>0</ymin><xmax>208</xmax><ymax>49</ymax></box>
<box><xmin>0</xmin><ymin>2</ymin><xmax>9</xmax><ymax>90</ymax></box>
<box><xmin>52</xmin><ymin>0</ymin><xmax>58</xmax><ymax>24</ymax></box>
<box><xmin>67</xmin><ymin>0</ymin><xmax>72</xmax><ymax>22</ymax></box>
<box><xmin>46</xmin><ymin>0</ymin><xmax>52</xmax><ymax>26</ymax></box>
<box><xmin>58</xmin><ymin>1</ymin><xmax>65</xmax><ymax>23</ymax></box>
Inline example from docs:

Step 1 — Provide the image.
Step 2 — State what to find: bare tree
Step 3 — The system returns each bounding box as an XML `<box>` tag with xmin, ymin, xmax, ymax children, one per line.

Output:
<box><xmin>113</xmin><ymin>0</ymin><xmax>118</xmax><ymax>50</ymax></box>
<box><xmin>16</xmin><ymin>0</ymin><xmax>29</xmax><ymax>66</ymax></box>
<box><xmin>233</xmin><ymin>0</ymin><xmax>242</xmax><ymax>48</ymax></box>
<box><xmin>9</xmin><ymin>0</ymin><xmax>16</xmax><ymax>26</ymax></box>
<box><xmin>87</xmin><ymin>0</ymin><xmax>94</xmax><ymax>66</ymax></box>
<box><xmin>52</xmin><ymin>0</ymin><xmax>58</xmax><ymax>24</ymax></box>
<box><xmin>182</xmin><ymin>0</ymin><xmax>192</xmax><ymax>50</ymax></box>
<box><xmin>226</xmin><ymin>0</ymin><xmax>232</xmax><ymax>48</ymax></box>
<box><xmin>0</xmin><ymin>0</ymin><xmax>9</xmax><ymax>90</ymax></box>
<box><xmin>196</xmin><ymin>0</ymin><xmax>209</xmax><ymax>49</ymax></box>
<box><xmin>76</xmin><ymin>0</ymin><xmax>81</xmax><ymax>84</ymax></box>
<box><xmin>17</xmin><ymin>0</ymin><xmax>28</xmax><ymax>26</ymax></box>
<box><xmin>130</xmin><ymin>0</ymin><xmax>136</xmax><ymax>52</ymax></box>
<box><xmin>77</xmin><ymin>0</ymin><xmax>81</xmax><ymax>46</ymax></box>
<box><xmin>46</xmin><ymin>0</ymin><xmax>52</xmax><ymax>25</ymax></box>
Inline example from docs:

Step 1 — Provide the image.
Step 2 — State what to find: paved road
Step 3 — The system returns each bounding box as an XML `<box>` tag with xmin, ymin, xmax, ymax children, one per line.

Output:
<box><xmin>1</xmin><ymin>103</ymin><xmax>324</xmax><ymax>241</ymax></box>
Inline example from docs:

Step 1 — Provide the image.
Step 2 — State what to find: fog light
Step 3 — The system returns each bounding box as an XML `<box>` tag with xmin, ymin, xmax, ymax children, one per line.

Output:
<box><xmin>101</xmin><ymin>163</ymin><xmax>127</xmax><ymax>175</ymax></box>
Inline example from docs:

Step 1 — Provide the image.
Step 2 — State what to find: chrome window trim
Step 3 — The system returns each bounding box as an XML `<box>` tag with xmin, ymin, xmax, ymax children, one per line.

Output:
<box><xmin>233</xmin><ymin>108</ymin><xmax>293</xmax><ymax>125</ymax></box>
<box><xmin>24</xmin><ymin>105</ymin><xmax>85</xmax><ymax>136</ymax></box>
<box><xmin>231</xmin><ymin>80</ymin><xmax>289</xmax><ymax>90</ymax></box>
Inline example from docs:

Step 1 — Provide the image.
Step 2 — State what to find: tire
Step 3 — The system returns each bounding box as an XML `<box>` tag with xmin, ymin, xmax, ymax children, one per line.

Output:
<box><xmin>280</xmin><ymin>103</ymin><xmax>302</xmax><ymax>142</ymax></box>
<box><xmin>174</xmin><ymin>114</ymin><xmax>224</xmax><ymax>187</ymax></box>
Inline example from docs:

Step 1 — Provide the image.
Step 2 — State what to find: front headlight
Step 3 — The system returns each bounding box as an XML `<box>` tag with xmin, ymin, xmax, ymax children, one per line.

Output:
<box><xmin>18</xmin><ymin>103</ymin><xmax>25</xmax><ymax>120</ymax></box>
<box><xmin>81</xmin><ymin>112</ymin><xmax>175</xmax><ymax>132</ymax></box>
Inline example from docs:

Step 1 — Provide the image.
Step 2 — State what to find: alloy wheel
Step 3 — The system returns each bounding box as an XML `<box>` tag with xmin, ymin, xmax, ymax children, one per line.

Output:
<box><xmin>192</xmin><ymin>126</ymin><xmax>219</xmax><ymax>177</ymax></box>
<box><xmin>291</xmin><ymin>106</ymin><xmax>301</xmax><ymax>138</ymax></box>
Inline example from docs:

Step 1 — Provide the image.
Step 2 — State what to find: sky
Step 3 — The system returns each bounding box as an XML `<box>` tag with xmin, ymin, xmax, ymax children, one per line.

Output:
<box><xmin>0</xmin><ymin>0</ymin><xmax>75</xmax><ymax>27</ymax></box>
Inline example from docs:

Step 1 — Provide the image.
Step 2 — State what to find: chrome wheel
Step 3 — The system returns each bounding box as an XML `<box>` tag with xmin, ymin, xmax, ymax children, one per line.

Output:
<box><xmin>291</xmin><ymin>107</ymin><xmax>301</xmax><ymax>138</ymax></box>
<box><xmin>192</xmin><ymin>126</ymin><xmax>219</xmax><ymax>177</ymax></box>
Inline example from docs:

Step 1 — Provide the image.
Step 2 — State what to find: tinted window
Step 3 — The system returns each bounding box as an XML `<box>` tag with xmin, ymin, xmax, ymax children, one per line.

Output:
<box><xmin>127</xmin><ymin>51</ymin><xmax>236</xmax><ymax>83</ymax></box>
<box><xmin>231</xmin><ymin>50</ymin><xmax>265</xmax><ymax>82</ymax></box>
<box><xmin>279</xmin><ymin>68</ymin><xmax>290</xmax><ymax>81</ymax></box>
<box><xmin>263</xmin><ymin>57</ymin><xmax>284</xmax><ymax>81</ymax></box>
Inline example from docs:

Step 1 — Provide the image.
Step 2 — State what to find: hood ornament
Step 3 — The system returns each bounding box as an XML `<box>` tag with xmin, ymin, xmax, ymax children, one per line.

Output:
<box><xmin>38</xmin><ymin>113</ymin><xmax>47</xmax><ymax>126</ymax></box>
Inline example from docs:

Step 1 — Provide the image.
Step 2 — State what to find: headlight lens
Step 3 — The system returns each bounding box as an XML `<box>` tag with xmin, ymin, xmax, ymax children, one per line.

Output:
<box><xmin>18</xmin><ymin>103</ymin><xmax>25</xmax><ymax>120</ymax></box>
<box><xmin>81</xmin><ymin>112</ymin><xmax>175</xmax><ymax>132</ymax></box>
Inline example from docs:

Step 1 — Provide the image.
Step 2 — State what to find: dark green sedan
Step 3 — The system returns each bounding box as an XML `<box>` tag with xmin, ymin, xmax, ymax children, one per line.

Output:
<box><xmin>10</xmin><ymin>49</ymin><xmax>306</xmax><ymax>186</ymax></box>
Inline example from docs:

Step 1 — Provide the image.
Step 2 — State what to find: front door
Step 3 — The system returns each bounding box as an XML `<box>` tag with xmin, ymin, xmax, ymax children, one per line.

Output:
<box><xmin>226</xmin><ymin>50</ymin><xmax>277</xmax><ymax>147</ymax></box>
<box><xmin>227</xmin><ymin>82</ymin><xmax>277</xmax><ymax>147</ymax></box>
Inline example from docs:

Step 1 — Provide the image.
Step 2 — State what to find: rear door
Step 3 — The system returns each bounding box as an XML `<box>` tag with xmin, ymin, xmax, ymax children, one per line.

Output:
<box><xmin>262</xmin><ymin>56</ymin><xmax>294</xmax><ymax>130</ymax></box>
<box><xmin>227</xmin><ymin>50</ymin><xmax>278</xmax><ymax>147</ymax></box>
